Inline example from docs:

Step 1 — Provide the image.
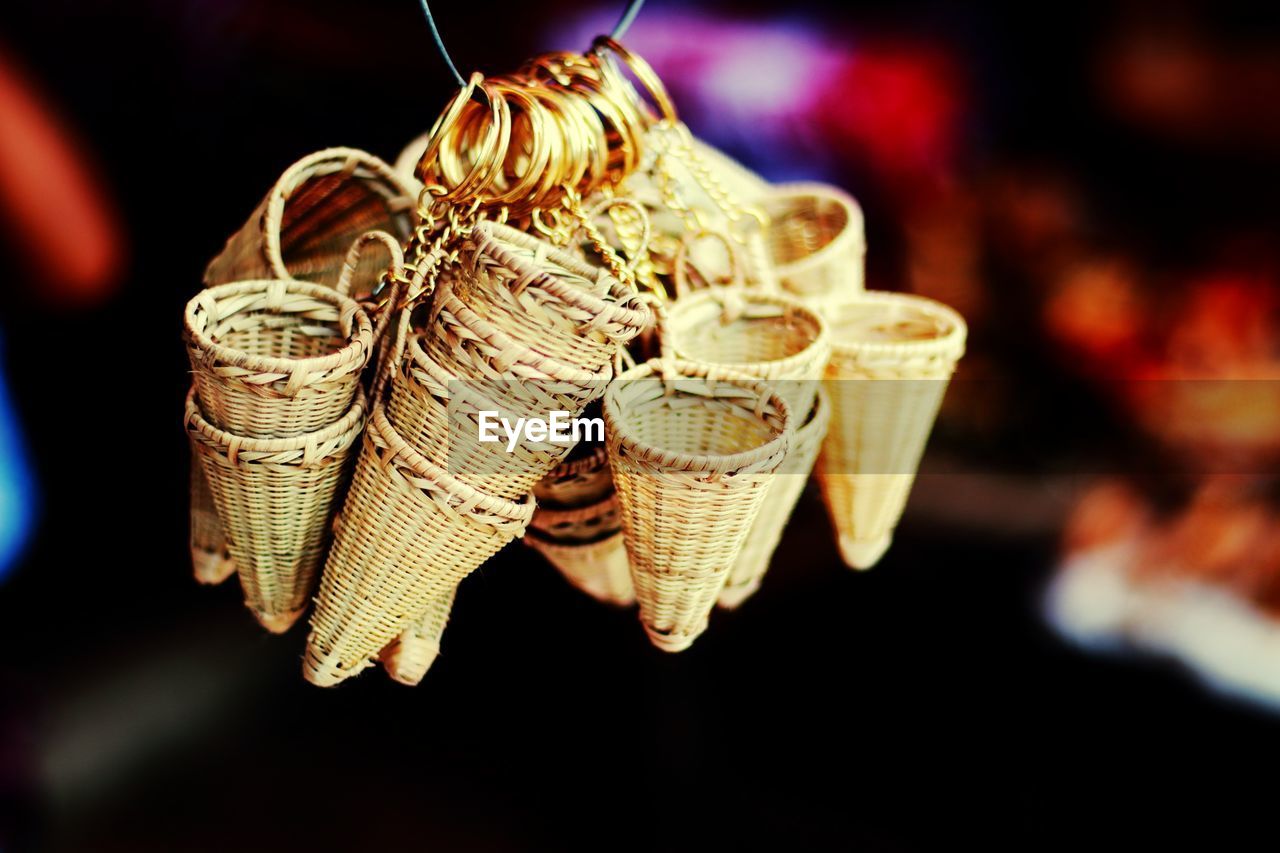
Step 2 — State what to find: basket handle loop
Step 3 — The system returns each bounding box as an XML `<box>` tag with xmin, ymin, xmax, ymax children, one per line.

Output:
<box><xmin>671</xmin><ymin>229</ymin><xmax>745</xmax><ymax>300</ymax></box>
<box><xmin>337</xmin><ymin>230</ymin><xmax>405</xmax><ymax>298</ymax></box>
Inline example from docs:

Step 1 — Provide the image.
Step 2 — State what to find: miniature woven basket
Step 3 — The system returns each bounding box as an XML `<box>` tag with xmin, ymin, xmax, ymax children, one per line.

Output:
<box><xmin>532</xmin><ymin>441</ymin><xmax>612</xmax><ymax>508</ymax></box>
<box><xmin>304</xmin><ymin>401</ymin><xmax>534</xmax><ymax>687</ymax></box>
<box><xmin>203</xmin><ymin>147</ymin><xmax>418</xmax><ymax>296</ymax></box>
<box><xmin>604</xmin><ymin>355</ymin><xmax>792</xmax><ymax>651</ymax></box>
<box><xmin>185</xmin><ymin>279</ymin><xmax>374</xmax><ymax>438</ymax></box>
<box><xmin>817</xmin><ymin>291</ymin><xmax>965</xmax><ymax>569</ymax></box>
<box><xmin>190</xmin><ymin>463</ymin><xmax>234</xmax><ymax>586</ymax></box>
<box><xmin>719</xmin><ymin>390</ymin><xmax>831</xmax><ymax>608</ymax></box>
<box><xmin>379</xmin><ymin>586</ymin><xmax>458</xmax><ymax>686</ymax></box>
<box><xmin>453</xmin><ymin>220</ymin><xmax>651</xmax><ymax>370</ymax></box>
<box><xmin>389</xmin><ymin>329</ymin><xmax>612</xmax><ymax>500</ymax></box>
<box><xmin>525</xmin><ymin>529</ymin><xmax>634</xmax><ymax>606</ymax></box>
<box><xmin>185</xmin><ymin>389</ymin><xmax>367</xmax><ymax>633</ymax></box>
<box><xmin>760</xmin><ymin>183</ymin><xmax>865</xmax><ymax>305</ymax></box>
<box><xmin>666</xmin><ymin>287</ymin><xmax>831</xmax><ymax>417</ymax></box>
<box><xmin>529</xmin><ymin>493</ymin><xmax>622</xmax><ymax>544</ymax></box>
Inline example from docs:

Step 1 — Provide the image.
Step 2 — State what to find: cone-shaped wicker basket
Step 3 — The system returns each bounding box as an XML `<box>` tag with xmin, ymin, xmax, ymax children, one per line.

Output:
<box><xmin>760</xmin><ymin>183</ymin><xmax>865</xmax><ymax>306</ymax></box>
<box><xmin>604</xmin><ymin>356</ymin><xmax>792</xmax><ymax>651</ymax></box>
<box><xmin>379</xmin><ymin>586</ymin><xmax>459</xmax><ymax>686</ymax></box>
<box><xmin>532</xmin><ymin>440</ymin><xmax>612</xmax><ymax>508</ymax></box>
<box><xmin>719</xmin><ymin>390</ymin><xmax>830</xmax><ymax>608</ymax></box>
<box><xmin>304</xmin><ymin>401</ymin><xmax>534</xmax><ymax>686</ymax></box>
<box><xmin>185</xmin><ymin>279</ymin><xmax>374</xmax><ymax>438</ymax></box>
<box><xmin>203</xmin><ymin>147</ymin><xmax>418</xmax><ymax>295</ymax></box>
<box><xmin>666</xmin><ymin>287</ymin><xmax>831</xmax><ymax>417</ymax></box>
<box><xmin>818</xmin><ymin>291</ymin><xmax>965</xmax><ymax>569</ymax></box>
<box><xmin>185</xmin><ymin>390</ymin><xmax>367</xmax><ymax>633</ymax></box>
<box><xmin>526</xmin><ymin>528</ymin><xmax>633</xmax><ymax>606</ymax></box>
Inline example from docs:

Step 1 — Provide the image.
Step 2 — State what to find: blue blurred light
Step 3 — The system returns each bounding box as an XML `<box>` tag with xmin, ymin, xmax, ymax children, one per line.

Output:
<box><xmin>0</xmin><ymin>328</ymin><xmax>36</xmax><ymax>581</ymax></box>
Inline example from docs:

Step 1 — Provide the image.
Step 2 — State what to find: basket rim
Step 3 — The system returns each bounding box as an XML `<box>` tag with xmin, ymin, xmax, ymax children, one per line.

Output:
<box><xmin>524</xmin><ymin>525</ymin><xmax>625</xmax><ymax>552</ymax></box>
<box><xmin>545</xmin><ymin>442</ymin><xmax>609</xmax><ymax>479</ymax></box>
<box><xmin>603</xmin><ymin>357</ymin><xmax>792</xmax><ymax>475</ymax></box>
<box><xmin>263</xmin><ymin>147</ymin><xmax>418</xmax><ymax>279</ymax></box>
<box><xmin>825</xmin><ymin>290</ymin><xmax>966</xmax><ymax>360</ymax></box>
<box><xmin>531</xmin><ymin>491</ymin><xmax>618</xmax><ymax>526</ymax></box>
<box><xmin>472</xmin><ymin>220</ymin><xmax>653</xmax><ymax>329</ymax></box>
<box><xmin>368</xmin><ymin>402</ymin><xmax>536</xmax><ymax>523</ymax></box>
<box><xmin>185</xmin><ymin>279</ymin><xmax>373</xmax><ymax>376</ymax></box>
<box><xmin>763</xmin><ymin>181</ymin><xmax>866</xmax><ymax>275</ymax></box>
<box><xmin>185</xmin><ymin>387</ymin><xmax>366</xmax><ymax>453</ymax></box>
<box><xmin>668</xmin><ymin>288</ymin><xmax>830</xmax><ymax>375</ymax></box>
<box><xmin>431</xmin><ymin>283</ymin><xmax>615</xmax><ymax>384</ymax></box>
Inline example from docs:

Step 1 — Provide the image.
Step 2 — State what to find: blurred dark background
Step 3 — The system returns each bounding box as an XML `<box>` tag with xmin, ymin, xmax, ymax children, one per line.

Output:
<box><xmin>2</xmin><ymin>0</ymin><xmax>1280</xmax><ymax>850</ymax></box>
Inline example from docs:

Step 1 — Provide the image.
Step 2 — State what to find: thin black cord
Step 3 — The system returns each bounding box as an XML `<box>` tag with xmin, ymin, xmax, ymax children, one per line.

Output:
<box><xmin>419</xmin><ymin>0</ymin><xmax>647</xmax><ymax>88</ymax></box>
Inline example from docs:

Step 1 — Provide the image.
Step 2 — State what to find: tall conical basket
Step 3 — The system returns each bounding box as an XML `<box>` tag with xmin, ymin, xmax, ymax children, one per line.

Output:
<box><xmin>203</xmin><ymin>147</ymin><xmax>418</xmax><ymax>295</ymax></box>
<box><xmin>818</xmin><ymin>291</ymin><xmax>966</xmax><ymax>569</ymax></box>
<box><xmin>379</xmin><ymin>586</ymin><xmax>459</xmax><ymax>686</ymax></box>
<box><xmin>760</xmin><ymin>183</ymin><xmax>865</xmax><ymax>307</ymax></box>
<box><xmin>185</xmin><ymin>390</ymin><xmax>367</xmax><ymax>632</ymax></box>
<box><xmin>604</xmin><ymin>356</ymin><xmax>792</xmax><ymax>651</ymax></box>
<box><xmin>526</xmin><ymin>527</ymin><xmax>633</xmax><ymax>606</ymax></box>
<box><xmin>719</xmin><ymin>390</ymin><xmax>830</xmax><ymax>608</ymax></box>
<box><xmin>304</xmin><ymin>401</ymin><xmax>534</xmax><ymax>686</ymax></box>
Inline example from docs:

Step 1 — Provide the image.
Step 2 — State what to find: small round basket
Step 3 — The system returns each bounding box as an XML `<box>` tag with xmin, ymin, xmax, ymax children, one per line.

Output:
<box><xmin>760</xmin><ymin>182</ymin><xmax>865</xmax><ymax>304</ymax></box>
<box><xmin>185</xmin><ymin>279</ymin><xmax>373</xmax><ymax>438</ymax></box>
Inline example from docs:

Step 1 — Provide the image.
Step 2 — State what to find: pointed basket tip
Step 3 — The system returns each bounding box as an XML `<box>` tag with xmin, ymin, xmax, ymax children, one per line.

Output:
<box><xmin>251</xmin><ymin>607</ymin><xmax>307</xmax><ymax>635</ymax></box>
<box><xmin>643</xmin><ymin>621</ymin><xmax>708</xmax><ymax>653</ymax></box>
<box><xmin>302</xmin><ymin>647</ymin><xmax>366</xmax><ymax>688</ymax></box>
<box><xmin>837</xmin><ymin>532</ymin><xmax>893</xmax><ymax>570</ymax></box>
<box><xmin>717</xmin><ymin>580</ymin><xmax>760</xmax><ymax>610</ymax></box>
<box><xmin>191</xmin><ymin>548</ymin><xmax>236</xmax><ymax>586</ymax></box>
<box><xmin>380</xmin><ymin>640</ymin><xmax>442</xmax><ymax>686</ymax></box>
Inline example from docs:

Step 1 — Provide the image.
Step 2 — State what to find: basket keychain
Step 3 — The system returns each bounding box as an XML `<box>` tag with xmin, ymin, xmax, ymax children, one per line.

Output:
<box><xmin>604</xmin><ymin>295</ymin><xmax>794</xmax><ymax>651</ymax></box>
<box><xmin>817</xmin><ymin>291</ymin><xmax>966</xmax><ymax>569</ymax></box>
<box><xmin>183</xmin><ymin>240</ymin><xmax>380</xmax><ymax>631</ymax></box>
<box><xmin>665</xmin><ymin>253</ymin><xmax>833</xmax><ymax>608</ymax></box>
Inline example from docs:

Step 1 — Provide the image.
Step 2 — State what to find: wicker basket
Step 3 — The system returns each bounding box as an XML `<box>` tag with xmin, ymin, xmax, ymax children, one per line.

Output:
<box><xmin>666</xmin><ymin>287</ymin><xmax>831</xmax><ymax>417</ymax></box>
<box><xmin>604</xmin><ymin>356</ymin><xmax>792</xmax><ymax>651</ymax></box>
<box><xmin>818</xmin><ymin>292</ymin><xmax>966</xmax><ymax>569</ymax></box>
<box><xmin>190</xmin><ymin>463</ymin><xmax>234</xmax><ymax>586</ymax></box>
<box><xmin>388</xmin><ymin>330</ymin><xmax>612</xmax><ymax>500</ymax></box>
<box><xmin>203</xmin><ymin>148</ymin><xmax>418</xmax><ymax>296</ymax></box>
<box><xmin>379</xmin><ymin>586</ymin><xmax>458</xmax><ymax>686</ymax></box>
<box><xmin>533</xmin><ymin>441</ymin><xmax>611</xmax><ymax>508</ymax></box>
<box><xmin>304</xmin><ymin>401</ymin><xmax>534</xmax><ymax>687</ymax></box>
<box><xmin>529</xmin><ymin>493</ymin><xmax>622</xmax><ymax>544</ymax></box>
<box><xmin>719</xmin><ymin>390</ymin><xmax>830</xmax><ymax>608</ymax></box>
<box><xmin>760</xmin><ymin>183</ymin><xmax>865</xmax><ymax>305</ymax></box>
<box><xmin>185</xmin><ymin>279</ymin><xmax>374</xmax><ymax>438</ymax></box>
<box><xmin>525</xmin><ymin>529</ymin><xmax>633</xmax><ymax>606</ymax></box>
<box><xmin>453</xmin><ymin>220</ymin><xmax>651</xmax><ymax>369</ymax></box>
<box><xmin>185</xmin><ymin>389</ymin><xmax>367</xmax><ymax>633</ymax></box>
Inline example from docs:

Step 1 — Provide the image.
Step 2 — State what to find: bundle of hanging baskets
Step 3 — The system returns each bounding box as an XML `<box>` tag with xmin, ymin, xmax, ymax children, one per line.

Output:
<box><xmin>182</xmin><ymin>3</ymin><xmax>966</xmax><ymax>684</ymax></box>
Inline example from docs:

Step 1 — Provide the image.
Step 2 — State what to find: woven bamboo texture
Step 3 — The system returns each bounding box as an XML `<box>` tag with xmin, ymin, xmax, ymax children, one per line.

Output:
<box><xmin>185</xmin><ymin>389</ymin><xmax>367</xmax><ymax>633</ymax></box>
<box><xmin>186</xmin><ymin>280</ymin><xmax>374</xmax><ymax>438</ymax></box>
<box><xmin>533</xmin><ymin>442</ymin><xmax>611</xmax><ymax>508</ymax></box>
<box><xmin>529</xmin><ymin>493</ymin><xmax>622</xmax><ymax>544</ymax></box>
<box><xmin>304</xmin><ymin>402</ymin><xmax>533</xmax><ymax>687</ymax></box>
<box><xmin>526</xmin><ymin>529</ymin><xmax>634</xmax><ymax>606</ymax></box>
<box><xmin>719</xmin><ymin>390</ymin><xmax>831</xmax><ymax>608</ymax></box>
<box><xmin>389</xmin><ymin>330</ymin><xmax>612</xmax><ymax>500</ymax></box>
<box><xmin>667</xmin><ymin>288</ymin><xmax>831</xmax><ymax>417</ymax></box>
<box><xmin>190</xmin><ymin>463</ymin><xmax>235</xmax><ymax>585</ymax></box>
<box><xmin>379</xmin><ymin>586</ymin><xmax>459</xmax><ymax>686</ymax></box>
<box><xmin>761</xmin><ymin>183</ymin><xmax>865</xmax><ymax>305</ymax></box>
<box><xmin>817</xmin><ymin>291</ymin><xmax>966</xmax><ymax>569</ymax></box>
<box><xmin>604</xmin><ymin>357</ymin><xmax>792</xmax><ymax>651</ymax></box>
<box><xmin>454</xmin><ymin>221</ymin><xmax>651</xmax><ymax>369</ymax></box>
<box><xmin>203</xmin><ymin>147</ymin><xmax>418</xmax><ymax>296</ymax></box>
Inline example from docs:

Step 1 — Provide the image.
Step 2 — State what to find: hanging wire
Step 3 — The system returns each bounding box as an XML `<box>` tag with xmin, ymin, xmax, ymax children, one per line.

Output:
<box><xmin>419</xmin><ymin>0</ymin><xmax>647</xmax><ymax>88</ymax></box>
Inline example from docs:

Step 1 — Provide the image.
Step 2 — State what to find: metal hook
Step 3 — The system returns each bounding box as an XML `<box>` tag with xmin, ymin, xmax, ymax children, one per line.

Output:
<box><xmin>419</xmin><ymin>0</ymin><xmax>647</xmax><ymax>88</ymax></box>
